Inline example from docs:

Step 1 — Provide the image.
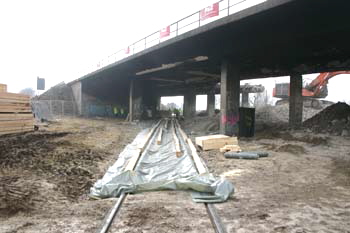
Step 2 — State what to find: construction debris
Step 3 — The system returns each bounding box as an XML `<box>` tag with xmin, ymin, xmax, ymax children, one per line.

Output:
<box><xmin>303</xmin><ymin>102</ymin><xmax>350</xmax><ymax>135</ymax></box>
<box><xmin>195</xmin><ymin>134</ymin><xmax>238</xmax><ymax>151</ymax></box>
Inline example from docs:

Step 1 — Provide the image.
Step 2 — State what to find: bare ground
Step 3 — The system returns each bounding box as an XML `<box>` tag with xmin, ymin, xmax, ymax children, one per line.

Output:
<box><xmin>202</xmin><ymin>132</ymin><xmax>350</xmax><ymax>233</ymax></box>
<box><xmin>1</xmin><ymin>117</ymin><xmax>350</xmax><ymax>233</ymax></box>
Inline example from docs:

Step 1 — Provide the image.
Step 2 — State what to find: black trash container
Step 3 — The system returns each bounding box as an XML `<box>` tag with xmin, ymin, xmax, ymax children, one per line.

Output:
<box><xmin>239</xmin><ymin>107</ymin><xmax>255</xmax><ymax>137</ymax></box>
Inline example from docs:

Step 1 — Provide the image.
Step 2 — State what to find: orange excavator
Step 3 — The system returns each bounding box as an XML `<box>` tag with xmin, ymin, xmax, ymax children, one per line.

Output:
<box><xmin>273</xmin><ymin>71</ymin><xmax>350</xmax><ymax>108</ymax></box>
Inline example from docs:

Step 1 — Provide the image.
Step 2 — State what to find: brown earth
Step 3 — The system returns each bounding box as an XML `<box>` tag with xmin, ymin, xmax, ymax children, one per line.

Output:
<box><xmin>1</xmin><ymin>117</ymin><xmax>350</xmax><ymax>233</ymax></box>
<box><xmin>0</xmin><ymin>117</ymin><xmax>139</xmax><ymax>232</ymax></box>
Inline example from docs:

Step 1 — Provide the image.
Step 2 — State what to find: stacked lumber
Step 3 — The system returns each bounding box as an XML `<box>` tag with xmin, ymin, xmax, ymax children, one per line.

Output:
<box><xmin>195</xmin><ymin>134</ymin><xmax>238</xmax><ymax>151</ymax></box>
<box><xmin>0</xmin><ymin>92</ymin><xmax>34</xmax><ymax>135</ymax></box>
<box><xmin>0</xmin><ymin>84</ymin><xmax>7</xmax><ymax>93</ymax></box>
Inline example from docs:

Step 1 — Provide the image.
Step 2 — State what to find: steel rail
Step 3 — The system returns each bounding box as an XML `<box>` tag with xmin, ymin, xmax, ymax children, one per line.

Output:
<box><xmin>97</xmin><ymin>192</ymin><xmax>127</xmax><ymax>233</ymax></box>
<box><xmin>174</xmin><ymin>119</ymin><xmax>228</xmax><ymax>233</ymax></box>
<box><xmin>205</xmin><ymin>203</ymin><xmax>227</xmax><ymax>233</ymax></box>
<box><xmin>96</xmin><ymin>120</ymin><xmax>163</xmax><ymax>233</ymax></box>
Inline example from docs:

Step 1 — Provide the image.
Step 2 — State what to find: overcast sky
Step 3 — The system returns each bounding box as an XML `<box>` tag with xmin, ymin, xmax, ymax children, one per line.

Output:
<box><xmin>1</xmin><ymin>0</ymin><xmax>349</xmax><ymax>105</ymax></box>
<box><xmin>0</xmin><ymin>0</ymin><xmax>216</xmax><ymax>93</ymax></box>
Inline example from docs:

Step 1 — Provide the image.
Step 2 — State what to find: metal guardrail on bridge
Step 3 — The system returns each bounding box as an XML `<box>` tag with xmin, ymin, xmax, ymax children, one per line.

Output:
<box><xmin>82</xmin><ymin>0</ymin><xmax>266</xmax><ymax>76</ymax></box>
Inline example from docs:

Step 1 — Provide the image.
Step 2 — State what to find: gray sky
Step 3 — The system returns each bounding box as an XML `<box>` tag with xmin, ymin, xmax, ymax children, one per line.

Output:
<box><xmin>1</xmin><ymin>0</ymin><xmax>349</xmax><ymax>106</ymax></box>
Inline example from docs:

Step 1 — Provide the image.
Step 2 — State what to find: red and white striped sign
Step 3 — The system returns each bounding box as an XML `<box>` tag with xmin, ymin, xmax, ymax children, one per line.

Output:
<box><xmin>160</xmin><ymin>26</ymin><xmax>171</xmax><ymax>38</ymax></box>
<box><xmin>124</xmin><ymin>46</ymin><xmax>130</xmax><ymax>54</ymax></box>
<box><xmin>200</xmin><ymin>2</ymin><xmax>219</xmax><ymax>20</ymax></box>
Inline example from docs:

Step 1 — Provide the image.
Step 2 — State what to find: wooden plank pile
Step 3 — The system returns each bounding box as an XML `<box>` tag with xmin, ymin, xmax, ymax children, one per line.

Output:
<box><xmin>195</xmin><ymin>134</ymin><xmax>239</xmax><ymax>151</ymax></box>
<box><xmin>0</xmin><ymin>84</ymin><xmax>7</xmax><ymax>93</ymax></box>
<box><xmin>0</xmin><ymin>86</ymin><xmax>34</xmax><ymax>135</ymax></box>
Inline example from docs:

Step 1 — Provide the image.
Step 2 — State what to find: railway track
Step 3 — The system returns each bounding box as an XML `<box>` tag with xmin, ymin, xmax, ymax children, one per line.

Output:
<box><xmin>96</xmin><ymin>119</ymin><xmax>227</xmax><ymax>233</ymax></box>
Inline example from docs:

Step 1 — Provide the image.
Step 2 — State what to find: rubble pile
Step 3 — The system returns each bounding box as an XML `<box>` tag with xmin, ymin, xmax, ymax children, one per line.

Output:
<box><xmin>256</xmin><ymin>104</ymin><xmax>327</xmax><ymax>123</ymax></box>
<box><xmin>303</xmin><ymin>102</ymin><xmax>350</xmax><ymax>136</ymax></box>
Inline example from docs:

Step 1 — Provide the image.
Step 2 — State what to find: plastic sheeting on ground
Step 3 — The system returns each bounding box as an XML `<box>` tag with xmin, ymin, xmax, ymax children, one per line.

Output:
<box><xmin>90</xmin><ymin>124</ymin><xmax>234</xmax><ymax>203</ymax></box>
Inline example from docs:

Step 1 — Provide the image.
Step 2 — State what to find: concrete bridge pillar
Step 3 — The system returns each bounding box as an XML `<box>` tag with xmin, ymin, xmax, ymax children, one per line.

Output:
<box><xmin>142</xmin><ymin>82</ymin><xmax>158</xmax><ymax>116</ymax></box>
<box><xmin>183</xmin><ymin>91</ymin><xmax>196</xmax><ymax>118</ymax></box>
<box><xmin>129</xmin><ymin>80</ymin><xmax>143</xmax><ymax>121</ymax></box>
<box><xmin>156</xmin><ymin>96</ymin><xmax>161</xmax><ymax>111</ymax></box>
<box><xmin>207</xmin><ymin>91</ymin><xmax>215</xmax><ymax>117</ymax></box>
<box><xmin>220</xmin><ymin>60</ymin><xmax>240</xmax><ymax>136</ymax></box>
<box><xmin>289</xmin><ymin>74</ymin><xmax>303</xmax><ymax>128</ymax></box>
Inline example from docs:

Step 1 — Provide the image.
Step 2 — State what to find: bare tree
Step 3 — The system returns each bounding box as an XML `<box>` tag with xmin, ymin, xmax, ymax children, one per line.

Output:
<box><xmin>253</xmin><ymin>90</ymin><xmax>272</xmax><ymax>108</ymax></box>
<box><xmin>19</xmin><ymin>88</ymin><xmax>35</xmax><ymax>97</ymax></box>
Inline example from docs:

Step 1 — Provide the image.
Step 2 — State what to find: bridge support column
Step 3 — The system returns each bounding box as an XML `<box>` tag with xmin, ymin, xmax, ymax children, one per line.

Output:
<box><xmin>156</xmin><ymin>96</ymin><xmax>161</xmax><ymax>111</ymax></box>
<box><xmin>207</xmin><ymin>92</ymin><xmax>215</xmax><ymax>117</ymax></box>
<box><xmin>183</xmin><ymin>91</ymin><xmax>196</xmax><ymax>118</ymax></box>
<box><xmin>220</xmin><ymin>60</ymin><xmax>240</xmax><ymax>136</ymax></box>
<box><xmin>289</xmin><ymin>74</ymin><xmax>303</xmax><ymax>128</ymax></box>
<box><xmin>241</xmin><ymin>92</ymin><xmax>249</xmax><ymax>107</ymax></box>
<box><xmin>71</xmin><ymin>81</ymin><xmax>82</xmax><ymax>115</ymax></box>
<box><xmin>143</xmin><ymin>82</ymin><xmax>158</xmax><ymax>118</ymax></box>
<box><xmin>129</xmin><ymin>80</ymin><xmax>143</xmax><ymax>121</ymax></box>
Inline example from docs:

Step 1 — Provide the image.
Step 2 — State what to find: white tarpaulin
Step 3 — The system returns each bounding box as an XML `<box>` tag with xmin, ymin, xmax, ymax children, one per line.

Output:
<box><xmin>90</xmin><ymin>124</ymin><xmax>234</xmax><ymax>203</ymax></box>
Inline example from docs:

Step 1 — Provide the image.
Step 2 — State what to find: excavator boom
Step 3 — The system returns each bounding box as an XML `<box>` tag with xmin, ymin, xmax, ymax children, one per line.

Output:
<box><xmin>306</xmin><ymin>71</ymin><xmax>350</xmax><ymax>97</ymax></box>
<box><xmin>273</xmin><ymin>71</ymin><xmax>350</xmax><ymax>98</ymax></box>
<box><xmin>273</xmin><ymin>71</ymin><xmax>350</xmax><ymax>108</ymax></box>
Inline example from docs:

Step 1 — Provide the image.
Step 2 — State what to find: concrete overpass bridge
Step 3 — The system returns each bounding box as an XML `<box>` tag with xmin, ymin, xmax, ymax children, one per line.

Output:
<box><xmin>69</xmin><ymin>0</ymin><xmax>350</xmax><ymax>136</ymax></box>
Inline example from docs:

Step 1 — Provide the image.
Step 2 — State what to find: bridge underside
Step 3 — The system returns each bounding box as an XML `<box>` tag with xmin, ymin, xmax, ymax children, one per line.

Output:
<box><xmin>70</xmin><ymin>0</ymin><xmax>350</xmax><ymax>135</ymax></box>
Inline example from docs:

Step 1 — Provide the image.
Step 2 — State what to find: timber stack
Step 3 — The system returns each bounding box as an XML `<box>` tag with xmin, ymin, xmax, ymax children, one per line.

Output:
<box><xmin>0</xmin><ymin>84</ymin><xmax>34</xmax><ymax>135</ymax></box>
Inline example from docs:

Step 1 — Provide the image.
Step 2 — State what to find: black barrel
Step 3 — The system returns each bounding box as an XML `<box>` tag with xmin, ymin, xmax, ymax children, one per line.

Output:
<box><xmin>239</xmin><ymin>107</ymin><xmax>255</xmax><ymax>137</ymax></box>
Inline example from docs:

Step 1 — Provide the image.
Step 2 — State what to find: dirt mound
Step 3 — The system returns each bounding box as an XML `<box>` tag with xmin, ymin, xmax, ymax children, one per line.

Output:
<box><xmin>0</xmin><ymin>131</ymin><xmax>106</xmax><ymax>201</ymax></box>
<box><xmin>303</xmin><ymin>102</ymin><xmax>350</xmax><ymax>135</ymax></box>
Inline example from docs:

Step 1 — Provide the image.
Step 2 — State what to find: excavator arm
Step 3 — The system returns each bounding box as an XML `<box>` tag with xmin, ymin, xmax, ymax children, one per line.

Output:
<box><xmin>273</xmin><ymin>71</ymin><xmax>350</xmax><ymax>108</ymax></box>
<box><xmin>304</xmin><ymin>71</ymin><xmax>350</xmax><ymax>97</ymax></box>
